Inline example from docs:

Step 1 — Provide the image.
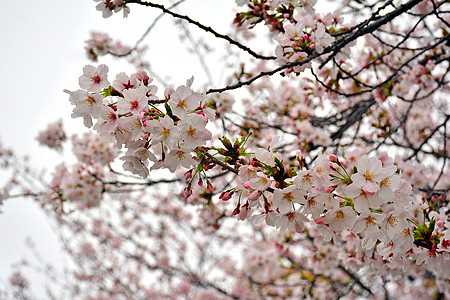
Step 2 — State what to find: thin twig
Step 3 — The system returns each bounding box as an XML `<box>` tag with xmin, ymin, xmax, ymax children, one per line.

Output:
<box><xmin>128</xmin><ymin>0</ymin><xmax>276</xmax><ymax>60</ymax></box>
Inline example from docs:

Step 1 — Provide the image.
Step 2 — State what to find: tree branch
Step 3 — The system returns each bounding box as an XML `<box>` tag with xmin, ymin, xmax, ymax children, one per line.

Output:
<box><xmin>128</xmin><ymin>0</ymin><xmax>276</xmax><ymax>60</ymax></box>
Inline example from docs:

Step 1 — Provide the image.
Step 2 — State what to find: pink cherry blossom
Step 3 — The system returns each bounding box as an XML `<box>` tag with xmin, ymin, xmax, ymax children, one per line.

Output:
<box><xmin>78</xmin><ymin>64</ymin><xmax>110</xmax><ymax>92</ymax></box>
<box><xmin>324</xmin><ymin>206</ymin><xmax>357</xmax><ymax>232</ymax></box>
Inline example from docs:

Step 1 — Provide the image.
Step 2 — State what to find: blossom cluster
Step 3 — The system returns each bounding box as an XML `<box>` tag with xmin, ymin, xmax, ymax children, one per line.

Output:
<box><xmin>274</xmin><ymin>5</ymin><xmax>335</xmax><ymax>73</ymax></box>
<box><xmin>66</xmin><ymin>65</ymin><xmax>213</xmax><ymax>179</ymax></box>
<box><xmin>4</xmin><ymin>0</ymin><xmax>446</xmax><ymax>298</ymax></box>
<box><xmin>85</xmin><ymin>31</ymin><xmax>132</xmax><ymax>62</ymax></box>
<box><xmin>215</xmin><ymin>148</ymin><xmax>450</xmax><ymax>278</ymax></box>
<box><xmin>47</xmin><ymin>163</ymin><xmax>104</xmax><ymax>210</ymax></box>
<box><xmin>36</xmin><ymin>119</ymin><xmax>66</xmax><ymax>152</ymax></box>
<box><xmin>72</xmin><ymin>131</ymin><xmax>118</xmax><ymax>166</ymax></box>
<box><xmin>61</xmin><ymin>60</ymin><xmax>449</xmax><ymax>279</ymax></box>
<box><xmin>94</xmin><ymin>0</ymin><xmax>130</xmax><ymax>18</ymax></box>
<box><xmin>234</xmin><ymin>0</ymin><xmax>338</xmax><ymax>74</ymax></box>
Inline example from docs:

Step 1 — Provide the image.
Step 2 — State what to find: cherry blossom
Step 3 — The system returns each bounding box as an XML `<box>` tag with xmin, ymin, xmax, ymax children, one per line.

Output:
<box><xmin>2</xmin><ymin>0</ymin><xmax>450</xmax><ymax>298</ymax></box>
<box><xmin>324</xmin><ymin>206</ymin><xmax>357</xmax><ymax>232</ymax></box>
<box><xmin>78</xmin><ymin>64</ymin><xmax>110</xmax><ymax>92</ymax></box>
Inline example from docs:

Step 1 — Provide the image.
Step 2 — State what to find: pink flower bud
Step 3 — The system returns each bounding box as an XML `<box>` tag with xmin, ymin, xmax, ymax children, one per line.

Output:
<box><xmin>183</xmin><ymin>186</ymin><xmax>192</xmax><ymax>198</ymax></box>
<box><xmin>314</xmin><ymin>216</ymin><xmax>325</xmax><ymax>224</ymax></box>
<box><xmin>326</xmin><ymin>186</ymin><xmax>336</xmax><ymax>193</ymax></box>
<box><xmin>296</xmin><ymin>150</ymin><xmax>303</xmax><ymax>161</ymax></box>
<box><xmin>136</xmin><ymin>70</ymin><xmax>149</xmax><ymax>81</ymax></box>
<box><xmin>238</xmin><ymin>205</ymin><xmax>249</xmax><ymax>220</ymax></box>
<box><xmin>184</xmin><ymin>170</ymin><xmax>193</xmax><ymax>181</ymax></box>
<box><xmin>231</xmin><ymin>206</ymin><xmax>240</xmax><ymax>216</ymax></box>
<box><xmin>164</xmin><ymin>87</ymin><xmax>175</xmax><ymax>100</ymax></box>
<box><xmin>207</xmin><ymin>181</ymin><xmax>213</xmax><ymax>193</ymax></box>
<box><xmin>329</xmin><ymin>154</ymin><xmax>339</xmax><ymax>163</ymax></box>
<box><xmin>248</xmin><ymin>190</ymin><xmax>262</xmax><ymax>201</ymax></box>
<box><xmin>243</xmin><ymin>181</ymin><xmax>250</xmax><ymax>189</ymax></box>
<box><xmin>220</xmin><ymin>191</ymin><xmax>232</xmax><ymax>201</ymax></box>
<box><xmin>295</xmin><ymin>223</ymin><xmax>304</xmax><ymax>233</ymax></box>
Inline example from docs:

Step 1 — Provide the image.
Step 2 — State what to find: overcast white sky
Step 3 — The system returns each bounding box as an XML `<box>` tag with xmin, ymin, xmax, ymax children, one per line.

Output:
<box><xmin>0</xmin><ymin>0</ymin><xmax>236</xmax><ymax>295</ymax></box>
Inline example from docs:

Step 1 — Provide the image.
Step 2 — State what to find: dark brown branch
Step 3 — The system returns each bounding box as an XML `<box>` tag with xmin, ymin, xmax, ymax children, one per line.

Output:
<box><xmin>432</xmin><ymin>116</ymin><xmax>448</xmax><ymax>189</ymax></box>
<box><xmin>128</xmin><ymin>0</ymin><xmax>275</xmax><ymax>60</ymax></box>
<box><xmin>206</xmin><ymin>0</ymin><xmax>426</xmax><ymax>95</ymax></box>
<box><xmin>205</xmin><ymin>52</ymin><xmax>321</xmax><ymax>94</ymax></box>
<box><xmin>109</xmin><ymin>0</ymin><xmax>186</xmax><ymax>58</ymax></box>
<box><xmin>342</xmin><ymin>2</ymin><xmax>445</xmax><ymax>79</ymax></box>
<box><xmin>330</xmin><ymin>0</ymin><xmax>394</xmax><ymax>37</ymax></box>
<box><xmin>331</xmin><ymin>98</ymin><xmax>377</xmax><ymax>140</ymax></box>
<box><xmin>320</xmin><ymin>0</ymin><xmax>425</xmax><ymax>68</ymax></box>
<box><xmin>204</xmin><ymin>152</ymin><xmax>239</xmax><ymax>175</ymax></box>
<box><xmin>338</xmin><ymin>265</ymin><xmax>374</xmax><ymax>296</ymax></box>
<box><xmin>406</xmin><ymin>114</ymin><xmax>450</xmax><ymax>160</ymax></box>
<box><xmin>104</xmin><ymin>177</ymin><xmax>181</xmax><ymax>186</ymax></box>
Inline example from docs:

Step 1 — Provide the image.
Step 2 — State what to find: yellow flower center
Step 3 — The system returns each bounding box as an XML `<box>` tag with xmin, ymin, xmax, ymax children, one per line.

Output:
<box><xmin>364</xmin><ymin>171</ymin><xmax>375</xmax><ymax>180</ymax></box>
<box><xmin>161</xmin><ymin>128</ymin><xmax>171</xmax><ymax>139</ymax></box>
<box><xmin>334</xmin><ymin>210</ymin><xmax>344</xmax><ymax>221</ymax></box>
<box><xmin>302</xmin><ymin>173</ymin><xmax>313</xmax><ymax>184</ymax></box>
<box><xmin>283</xmin><ymin>192</ymin><xmax>294</xmax><ymax>202</ymax></box>
<box><xmin>178</xmin><ymin>99</ymin><xmax>187</xmax><ymax>108</ymax></box>
<box><xmin>387</xmin><ymin>215</ymin><xmax>398</xmax><ymax>227</ymax></box>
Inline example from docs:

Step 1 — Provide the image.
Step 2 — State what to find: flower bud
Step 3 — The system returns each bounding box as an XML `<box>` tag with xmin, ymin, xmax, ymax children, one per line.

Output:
<box><xmin>231</xmin><ymin>206</ymin><xmax>240</xmax><ymax>216</ymax></box>
<box><xmin>238</xmin><ymin>204</ymin><xmax>249</xmax><ymax>221</ymax></box>
<box><xmin>329</xmin><ymin>154</ymin><xmax>339</xmax><ymax>164</ymax></box>
<box><xmin>183</xmin><ymin>185</ymin><xmax>192</xmax><ymax>198</ymax></box>
<box><xmin>136</xmin><ymin>70</ymin><xmax>149</xmax><ymax>82</ymax></box>
<box><xmin>185</xmin><ymin>170</ymin><xmax>193</xmax><ymax>181</ymax></box>
<box><xmin>314</xmin><ymin>216</ymin><xmax>325</xmax><ymax>224</ymax></box>
<box><xmin>220</xmin><ymin>191</ymin><xmax>232</xmax><ymax>201</ymax></box>
<box><xmin>248</xmin><ymin>190</ymin><xmax>262</xmax><ymax>201</ymax></box>
<box><xmin>164</xmin><ymin>86</ymin><xmax>175</xmax><ymax>100</ymax></box>
<box><xmin>207</xmin><ymin>181</ymin><xmax>213</xmax><ymax>193</ymax></box>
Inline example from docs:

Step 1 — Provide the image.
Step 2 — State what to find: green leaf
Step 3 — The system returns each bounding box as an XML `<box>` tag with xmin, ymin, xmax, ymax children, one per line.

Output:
<box><xmin>274</xmin><ymin>157</ymin><xmax>284</xmax><ymax>170</ymax></box>
<box><xmin>429</xmin><ymin>217</ymin><xmax>436</xmax><ymax>234</ymax></box>
<box><xmin>413</xmin><ymin>230</ymin><xmax>424</xmax><ymax>240</ymax></box>
<box><xmin>100</xmin><ymin>86</ymin><xmax>113</xmax><ymax>98</ymax></box>
<box><xmin>164</xmin><ymin>102</ymin><xmax>172</xmax><ymax>115</ymax></box>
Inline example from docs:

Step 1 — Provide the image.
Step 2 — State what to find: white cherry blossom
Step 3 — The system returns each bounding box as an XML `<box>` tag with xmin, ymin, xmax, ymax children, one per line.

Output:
<box><xmin>168</xmin><ymin>85</ymin><xmax>202</xmax><ymax>118</ymax></box>
<box><xmin>79</xmin><ymin>64</ymin><xmax>110</xmax><ymax>92</ymax></box>
<box><xmin>324</xmin><ymin>206</ymin><xmax>357</xmax><ymax>232</ymax></box>
<box><xmin>178</xmin><ymin>114</ymin><xmax>212</xmax><ymax>149</ymax></box>
<box><xmin>118</xmin><ymin>87</ymin><xmax>148</xmax><ymax>116</ymax></box>
<box><xmin>144</xmin><ymin>115</ymin><xmax>179</xmax><ymax>149</ymax></box>
<box><xmin>272</xmin><ymin>185</ymin><xmax>305</xmax><ymax>214</ymax></box>
<box><xmin>66</xmin><ymin>89</ymin><xmax>103</xmax><ymax>128</ymax></box>
<box><xmin>164</xmin><ymin>148</ymin><xmax>195</xmax><ymax>172</ymax></box>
